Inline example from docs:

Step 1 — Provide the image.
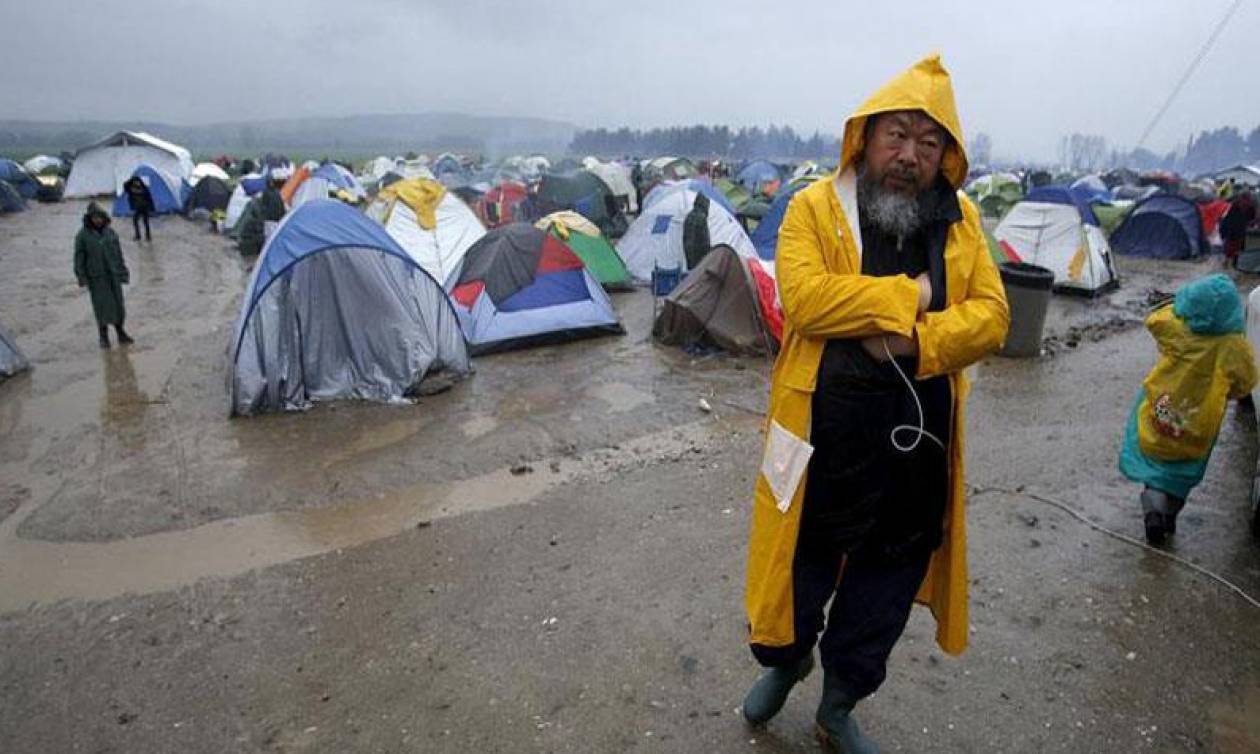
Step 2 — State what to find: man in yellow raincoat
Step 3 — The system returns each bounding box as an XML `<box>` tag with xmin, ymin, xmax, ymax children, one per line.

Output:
<box><xmin>742</xmin><ymin>55</ymin><xmax>1009</xmax><ymax>752</ymax></box>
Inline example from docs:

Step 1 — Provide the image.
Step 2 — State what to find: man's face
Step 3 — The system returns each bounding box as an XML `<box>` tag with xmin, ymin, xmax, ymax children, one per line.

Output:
<box><xmin>91</xmin><ymin>214</ymin><xmax>106</xmax><ymax>229</ymax></box>
<box><xmin>861</xmin><ymin>111</ymin><xmax>947</xmax><ymax>196</ymax></box>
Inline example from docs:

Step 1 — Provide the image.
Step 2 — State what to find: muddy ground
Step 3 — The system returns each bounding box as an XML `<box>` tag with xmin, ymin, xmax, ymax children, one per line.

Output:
<box><xmin>1</xmin><ymin>201</ymin><xmax>1258</xmax><ymax>753</ymax></box>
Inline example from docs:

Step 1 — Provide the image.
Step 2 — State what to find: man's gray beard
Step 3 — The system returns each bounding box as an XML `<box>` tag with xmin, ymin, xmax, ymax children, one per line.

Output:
<box><xmin>857</xmin><ymin>167</ymin><xmax>923</xmax><ymax>240</ymax></box>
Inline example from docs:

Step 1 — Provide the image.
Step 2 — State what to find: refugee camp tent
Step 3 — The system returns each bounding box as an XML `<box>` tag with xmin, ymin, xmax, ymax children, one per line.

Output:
<box><xmin>366</xmin><ymin>178</ymin><xmax>486</xmax><ymax>286</ymax></box>
<box><xmin>187</xmin><ymin>176</ymin><xmax>232</xmax><ymax>214</ymax></box>
<box><xmin>533</xmin><ymin>171</ymin><xmax>627</xmax><ymax>238</ymax></box>
<box><xmin>64</xmin><ymin>131</ymin><xmax>193</xmax><ymax>198</ymax></box>
<box><xmin>34</xmin><ymin>175</ymin><xmax>64</xmax><ymax>203</ymax></box>
<box><xmin>225</xmin><ymin>173</ymin><xmax>266</xmax><ymax>231</ymax></box>
<box><xmin>0</xmin><ymin>181</ymin><xmax>25</xmax><ymax>213</ymax></box>
<box><xmin>750</xmin><ymin>179</ymin><xmax>815</xmax><ymax>260</ymax></box>
<box><xmin>965</xmin><ymin>172</ymin><xmax>1023</xmax><ymax>218</ymax></box>
<box><xmin>1070</xmin><ymin>174</ymin><xmax>1111</xmax><ymax>204</ymax></box>
<box><xmin>652</xmin><ymin>245</ymin><xmax>777</xmax><ymax>356</ymax></box>
<box><xmin>448</xmin><ymin>224</ymin><xmax>624</xmax><ymax>354</ymax></box>
<box><xmin>191</xmin><ymin>162</ymin><xmax>230</xmax><ymax>184</ymax></box>
<box><xmin>582</xmin><ymin>157</ymin><xmax>638</xmax><ymax>213</ymax></box>
<box><xmin>715</xmin><ymin>178</ymin><xmax>754</xmax><ymax>215</ymax></box>
<box><xmin>1110</xmin><ymin>194</ymin><xmax>1207</xmax><ymax>260</ymax></box>
<box><xmin>0</xmin><ymin>159</ymin><xmax>38</xmax><ymax>198</ymax></box>
<box><xmin>536</xmin><ymin>211</ymin><xmax>631</xmax><ymax>290</ymax></box>
<box><xmin>477</xmin><ymin>181</ymin><xmax>530</xmax><ymax>228</ymax></box>
<box><xmin>0</xmin><ymin>322</ymin><xmax>29</xmax><ymax>379</ymax></box>
<box><xmin>1113</xmin><ymin>185</ymin><xmax>1160</xmax><ymax>202</ymax></box>
<box><xmin>619</xmin><ymin>181</ymin><xmax>755</xmax><ymax>281</ymax></box>
<box><xmin>311</xmin><ymin>163</ymin><xmax>367</xmax><ymax>202</ymax></box>
<box><xmin>1214</xmin><ymin>165</ymin><xmax>1260</xmax><ymax>188</ymax></box>
<box><xmin>736</xmin><ymin>160</ymin><xmax>782</xmax><ymax>196</ymax></box>
<box><xmin>112</xmin><ymin>164</ymin><xmax>189</xmax><ymax>217</ymax></box>
<box><xmin>228</xmin><ymin>199</ymin><xmax>470</xmax><ymax>416</ymax></box>
<box><xmin>23</xmin><ymin>154</ymin><xmax>64</xmax><ymax>176</ymax></box>
<box><xmin>994</xmin><ymin>192</ymin><xmax>1119</xmax><ymax>295</ymax></box>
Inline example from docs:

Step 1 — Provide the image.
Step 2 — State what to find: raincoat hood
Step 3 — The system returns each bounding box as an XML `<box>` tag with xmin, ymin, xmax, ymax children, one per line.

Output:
<box><xmin>1173</xmin><ymin>273</ymin><xmax>1243</xmax><ymax>335</ymax></box>
<box><xmin>83</xmin><ymin>201</ymin><xmax>110</xmax><ymax>229</ymax></box>
<box><xmin>839</xmin><ymin>53</ymin><xmax>968</xmax><ymax>190</ymax></box>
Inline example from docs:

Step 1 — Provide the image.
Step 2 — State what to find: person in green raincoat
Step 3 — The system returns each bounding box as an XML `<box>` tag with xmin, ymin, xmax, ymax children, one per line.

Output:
<box><xmin>1119</xmin><ymin>273</ymin><xmax>1256</xmax><ymax>544</ymax></box>
<box><xmin>74</xmin><ymin>202</ymin><xmax>133</xmax><ymax>349</ymax></box>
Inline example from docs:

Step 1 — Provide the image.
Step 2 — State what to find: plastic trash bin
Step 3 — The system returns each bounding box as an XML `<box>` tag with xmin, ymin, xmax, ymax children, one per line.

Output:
<box><xmin>998</xmin><ymin>262</ymin><xmax>1053</xmax><ymax>357</ymax></box>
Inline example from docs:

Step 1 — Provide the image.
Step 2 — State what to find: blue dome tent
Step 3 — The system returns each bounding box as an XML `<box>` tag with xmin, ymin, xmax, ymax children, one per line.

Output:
<box><xmin>228</xmin><ymin>200</ymin><xmax>470</xmax><ymax>416</ymax></box>
<box><xmin>112</xmin><ymin>164</ymin><xmax>189</xmax><ymax>217</ymax></box>
<box><xmin>736</xmin><ymin>160</ymin><xmax>782</xmax><ymax>194</ymax></box>
<box><xmin>0</xmin><ymin>159</ymin><xmax>38</xmax><ymax>198</ymax></box>
<box><xmin>750</xmin><ymin>180</ymin><xmax>812</xmax><ymax>261</ymax></box>
<box><xmin>1110</xmin><ymin>194</ymin><xmax>1207</xmax><ymax>260</ymax></box>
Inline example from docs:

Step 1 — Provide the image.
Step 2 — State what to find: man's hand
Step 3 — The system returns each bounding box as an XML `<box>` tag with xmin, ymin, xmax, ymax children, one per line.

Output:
<box><xmin>860</xmin><ymin>332</ymin><xmax>918</xmax><ymax>362</ymax></box>
<box><xmin>915</xmin><ymin>273</ymin><xmax>933</xmax><ymax>313</ymax></box>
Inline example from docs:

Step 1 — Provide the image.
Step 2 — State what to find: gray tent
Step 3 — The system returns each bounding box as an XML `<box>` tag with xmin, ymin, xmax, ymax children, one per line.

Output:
<box><xmin>652</xmin><ymin>244</ymin><xmax>776</xmax><ymax>356</ymax></box>
<box><xmin>0</xmin><ymin>323</ymin><xmax>30</xmax><ymax>379</ymax></box>
<box><xmin>228</xmin><ymin>200</ymin><xmax>470</xmax><ymax>416</ymax></box>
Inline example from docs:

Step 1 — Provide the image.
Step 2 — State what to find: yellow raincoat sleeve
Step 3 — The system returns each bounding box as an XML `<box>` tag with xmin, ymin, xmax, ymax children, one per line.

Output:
<box><xmin>1227</xmin><ymin>341</ymin><xmax>1258</xmax><ymax>399</ymax></box>
<box><xmin>915</xmin><ymin>200</ymin><xmax>1010</xmax><ymax>378</ymax></box>
<box><xmin>776</xmin><ymin>194</ymin><xmax>921</xmax><ymax>339</ymax></box>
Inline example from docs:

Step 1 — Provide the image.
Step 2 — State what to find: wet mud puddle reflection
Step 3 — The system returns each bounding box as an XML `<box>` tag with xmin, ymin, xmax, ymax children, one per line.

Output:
<box><xmin>0</xmin><ymin>419</ymin><xmax>720</xmax><ymax>613</ymax></box>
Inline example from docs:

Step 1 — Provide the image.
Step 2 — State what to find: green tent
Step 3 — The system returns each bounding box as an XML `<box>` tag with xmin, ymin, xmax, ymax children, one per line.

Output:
<box><xmin>965</xmin><ymin>173</ymin><xmax>1024</xmax><ymax>220</ymax></box>
<box><xmin>1092</xmin><ymin>203</ymin><xmax>1133</xmax><ymax>237</ymax></box>
<box><xmin>548</xmin><ymin>226</ymin><xmax>631</xmax><ymax>290</ymax></box>
<box><xmin>534</xmin><ymin>171</ymin><xmax>627</xmax><ymax>238</ymax></box>
<box><xmin>715</xmin><ymin>178</ymin><xmax>752</xmax><ymax>212</ymax></box>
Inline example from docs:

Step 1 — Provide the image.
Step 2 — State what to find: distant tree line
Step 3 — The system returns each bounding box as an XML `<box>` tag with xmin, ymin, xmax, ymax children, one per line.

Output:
<box><xmin>570</xmin><ymin>125</ymin><xmax>836</xmax><ymax>160</ymax></box>
<box><xmin>1050</xmin><ymin>125</ymin><xmax>1260</xmax><ymax>176</ymax></box>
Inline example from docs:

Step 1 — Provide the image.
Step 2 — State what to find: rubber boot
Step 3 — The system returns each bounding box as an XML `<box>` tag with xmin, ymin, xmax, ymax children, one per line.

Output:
<box><xmin>1141</xmin><ymin>487</ymin><xmax>1185</xmax><ymax>545</ymax></box>
<box><xmin>815</xmin><ymin>676</ymin><xmax>878</xmax><ymax>754</ymax></box>
<box><xmin>98</xmin><ymin>325</ymin><xmax>111</xmax><ymax>349</ymax></box>
<box><xmin>116</xmin><ymin>325</ymin><xmax>134</xmax><ymax>345</ymax></box>
<box><xmin>741</xmin><ymin>653</ymin><xmax>814</xmax><ymax>726</ymax></box>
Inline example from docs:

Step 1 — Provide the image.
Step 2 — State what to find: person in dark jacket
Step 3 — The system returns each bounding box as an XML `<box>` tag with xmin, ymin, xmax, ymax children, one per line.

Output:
<box><xmin>682</xmin><ymin>192</ymin><xmax>711</xmax><ymax>270</ymax></box>
<box><xmin>123</xmin><ymin>174</ymin><xmax>154</xmax><ymax>241</ymax></box>
<box><xmin>258</xmin><ymin>178</ymin><xmax>286</xmax><ymax>223</ymax></box>
<box><xmin>1221</xmin><ymin>189</ymin><xmax>1257</xmax><ymax>266</ymax></box>
<box><xmin>74</xmin><ymin>203</ymin><xmax>133</xmax><ymax>348</ymax></box>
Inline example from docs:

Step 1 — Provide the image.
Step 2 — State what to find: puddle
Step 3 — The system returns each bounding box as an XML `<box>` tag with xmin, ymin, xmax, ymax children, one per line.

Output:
<box><xmin>0</xmin><ymin>419</ymin><xmax>721</xmax><ymax>613</ymax></box>
<box><xmin>460</xmin><ymin>414</ymin><xmax>498</xmax><ymax>439</ymax></box>
<box><xmin>321</xmin><ymin>415</ymin><xmax>429</xmax><ymax>467</ymax></box>
<box><xmin>586</xmin><ymin>382</ymin><xmax>654</xmax><ymax>413</ymax></box>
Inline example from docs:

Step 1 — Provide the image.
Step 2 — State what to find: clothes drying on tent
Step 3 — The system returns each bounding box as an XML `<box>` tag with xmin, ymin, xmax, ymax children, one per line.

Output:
<box><xmin>652</xmin><ymin>245</ymin><xmax>778</xmax><ymax>356</ymax></box>
<box><xmin>994</xmin><ymin>195</ymin><xmax>1119</xmax><ymax>296</ymax></box>
<box><xmin>448</xmin><ymin>224</ymin><xmax>625</xmax><ymax>354</ymax></box>
<box><xmin>64</xmin><ymin>131</ymin><xmax>193</xmax><ymax>198</ymax></box>
<box><xmin>228</xmin><ymin>200</ymin><xmax>470</xmax><ymax>416</ymax></box>
<box><xmin>477</xmin><ymin>181</ymin><xmax>530</xmax><ymax>228</ymax></box>
<box><xmin>536</xmin><ymin>214</ymin><xmax>631</xmax><ymax>290</ymax></box>
<box><xmin>112</xmin><ymin>165</ymin><xmax>189</xmax><ymax>217</ymax></box>
<box><xmin>0</xmin><ymin>181</ymin><xmax>26</xmax><ymax>213</ymax></box>
<box><xmin>533</xmin><ymin>171</ymin><xmax>627</xmax><ymax>238</ymax></box>
<box><xmin>187</xmin><ymin>176</ymin><xmax>232</xmax><ymax>213</ymax></box>
<box><xmin>366</xmin><ymin>178</ymin><xmax>486</xmax><ymax>286</ymax></box>
<box><xmin>0</xmin><ymin>159</ymin><xmax>38</xmax><ymax>198</ymax></box>
<box><xmin>1111</xmin><ymin>194</ymin><xmax>1208</xmax><ymax>260</ymax></box>
<box><xmin>0</xmin><ymin>322</ymin><xmax>30</xmax><ymax>379</ymax></box>
<box><xmin>618</xmin><ymin>181</ymin><xmax>757</xmax><ymax>282</ymax></box>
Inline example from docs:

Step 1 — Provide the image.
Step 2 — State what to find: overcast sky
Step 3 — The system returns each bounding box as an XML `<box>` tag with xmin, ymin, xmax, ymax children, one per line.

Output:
<box><xmin>4</xmin><ymin>0</ymin><xmax>1254</xmax><ymax>161</ymax></box>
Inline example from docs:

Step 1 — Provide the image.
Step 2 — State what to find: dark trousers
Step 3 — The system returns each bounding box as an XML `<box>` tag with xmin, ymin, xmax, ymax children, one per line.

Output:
<box><xmin>755</xmin><ymin>543</ymin><xmax>931</xmax><ymax>703</ymax></box>
<box><xmin>133</xmin><ymin>210</ymin><xmax>151</xmax><ymax>240</ymax></box>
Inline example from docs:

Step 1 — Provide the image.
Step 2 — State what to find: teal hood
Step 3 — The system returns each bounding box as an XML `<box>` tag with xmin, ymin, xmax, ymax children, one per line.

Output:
<box><xmin>1173</xmin><ymin>273</ymin><xmax>1244</xmax><ymax>335</ymax></box>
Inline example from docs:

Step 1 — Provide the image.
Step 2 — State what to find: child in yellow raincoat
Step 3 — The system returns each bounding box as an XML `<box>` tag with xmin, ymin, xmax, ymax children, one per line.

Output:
<box><xmin>1119</xmin><ymin>273</ymin><xmax>1257</xmax><ymax>544</ymax></box>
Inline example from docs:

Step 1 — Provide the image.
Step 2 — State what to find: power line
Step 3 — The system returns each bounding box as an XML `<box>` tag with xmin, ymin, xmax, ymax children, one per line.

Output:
<box><xmin>1135</xmin><ymin>0</ymin><xmax>1245</xmax><ymax>150</ymax></box>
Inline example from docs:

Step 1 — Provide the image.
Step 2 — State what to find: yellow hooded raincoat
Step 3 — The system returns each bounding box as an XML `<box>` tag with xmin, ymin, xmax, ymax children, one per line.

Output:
<box><xmin>744</xmin><ymin>55</ymin><xmax>1010</xmax><ymax>656</ymax></box>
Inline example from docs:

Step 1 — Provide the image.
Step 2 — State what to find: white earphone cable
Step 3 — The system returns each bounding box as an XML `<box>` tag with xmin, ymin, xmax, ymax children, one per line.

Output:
<box><xmin>882</xmin><ymin>337</ymin><xmax>946</xmax><ymax>453</ymax></box>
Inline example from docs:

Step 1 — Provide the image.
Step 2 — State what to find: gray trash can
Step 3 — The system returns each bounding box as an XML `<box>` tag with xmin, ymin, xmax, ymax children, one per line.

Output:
<box><xmin>998</xmin><ymin>262</ymin><xmax>1053</xmax><ymax>357</ymax></box>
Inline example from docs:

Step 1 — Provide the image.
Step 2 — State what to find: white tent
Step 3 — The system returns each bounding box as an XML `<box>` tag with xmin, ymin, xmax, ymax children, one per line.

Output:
<box><xmin>64</xmin><ymin>131</ymin><xmax>194</xmax><ymax>198</ymax></box>
<box><xmin>616</xmin><ymin>182</ymin><xmax>756</xmax><ymax>282</ymax></box>
<box><xmin>366</xmin><ymin>178</ymin><xmax>486</xmax><ymax>286</ymax></box>
<box><xmin>583</xmin><ymin>157</ymin><xmax>638</xmax><ymax>213</ymax></box>
<box><xmin>994</xmin><ymin>201</ymin><xmax>1118</xmax><ymax>295</ymax></box>
<box><xmin>290</xmin><ymin>176</ymin><xmax>335</xmax><ymax>208</ymax></box>
<box><xmin>22</xmin><ymin>154</ymin><xmax>63</xmax><ymax>175</ymax></box>
<box><xmin>224</xmin><ymin>174</ymin><xmax>264</xmax><ymax>231</ymax></box>
<box><xmin>191</xmin><ymin>162</ymin><xmax>230</xmax><ymax>184</ymax></box>
<box><xmin>1215</xmin><ymin>164</ymin><xmax>1260</xmax><ymax>188</ymax></box>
